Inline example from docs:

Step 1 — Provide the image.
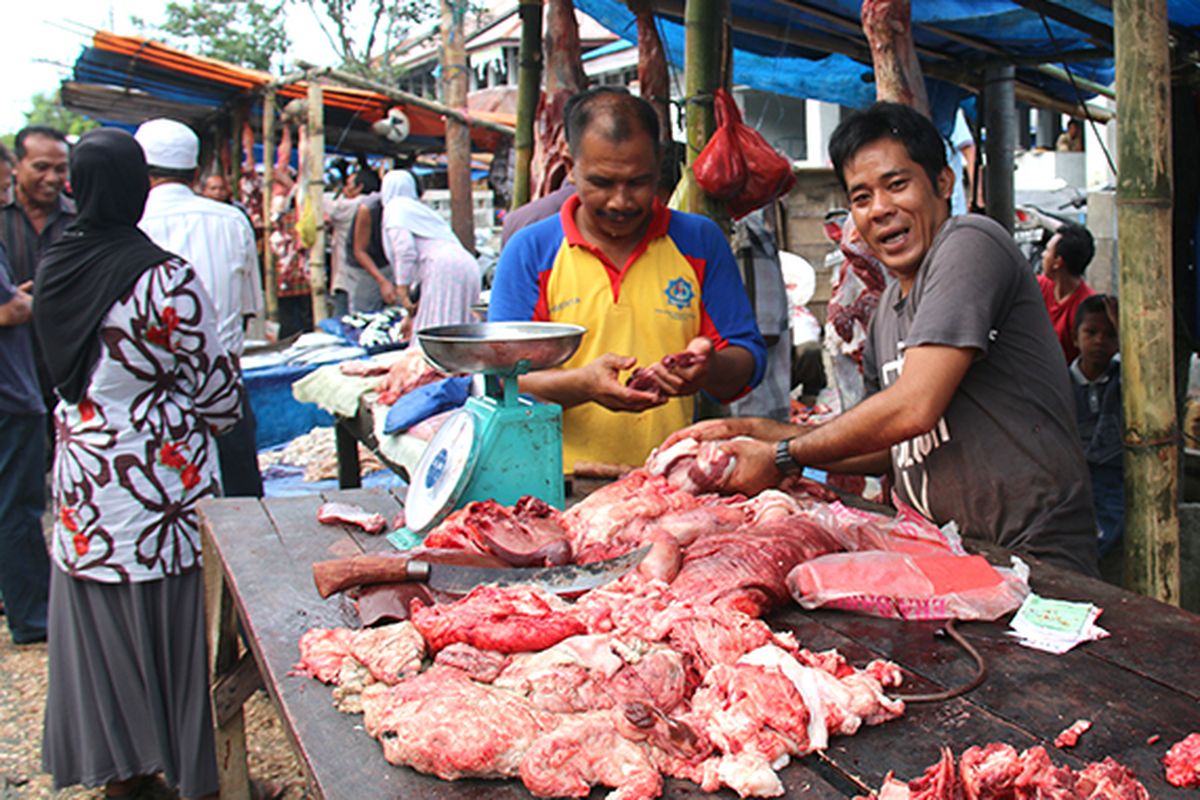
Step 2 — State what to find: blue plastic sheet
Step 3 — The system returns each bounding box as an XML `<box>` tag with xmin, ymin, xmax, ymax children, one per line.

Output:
<box><xmin>383</xmin><ymin>376</ymin><xmax>472</xmax><ymax>435</ymax></box>
<box><xmin>245</xmin><ymin>362</ymin><xmax>335</xmax><ymax>450</ymax></box>
<box><xmin>573</xmin><ymin>0</ymin><xmax>1199</xmax><ymax>134</ymax></box>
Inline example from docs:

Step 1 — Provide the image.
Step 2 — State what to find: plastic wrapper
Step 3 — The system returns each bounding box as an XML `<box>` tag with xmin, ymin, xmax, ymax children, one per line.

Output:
<box><xmin>787</xmin><ymin>551</ymin><xmax>1029</xmax><ymax>622</ymax></box>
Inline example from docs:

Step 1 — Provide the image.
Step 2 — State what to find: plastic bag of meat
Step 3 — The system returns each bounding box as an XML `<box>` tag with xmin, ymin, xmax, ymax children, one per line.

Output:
<box><xmin>787</xmin><ymin>551</ymin><xmax>1030</xmax><ymax>621</ymax></box>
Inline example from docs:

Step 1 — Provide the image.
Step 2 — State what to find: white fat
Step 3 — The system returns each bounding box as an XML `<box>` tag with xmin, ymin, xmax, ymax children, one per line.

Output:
<box><xmin>644</xmin><ymin>437</ymin><xmax>698</xmax><ymax>475</ymax></box>
<box><xmin>739</xmin><ymin>645</ymin><xmax>829</xmax><ymax>752</ymax></box>
<box><xmin>717</xmin><ymin>751</ymin><xmax>785</xmax><ymax>798</ymax></box>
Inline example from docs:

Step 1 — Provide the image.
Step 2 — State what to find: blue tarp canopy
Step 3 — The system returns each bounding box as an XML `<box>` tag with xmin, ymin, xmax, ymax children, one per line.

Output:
<box><xmin>574</xmin><ymin>0</ymin><xmax>1200</xmax><ymax>133</ymax></box>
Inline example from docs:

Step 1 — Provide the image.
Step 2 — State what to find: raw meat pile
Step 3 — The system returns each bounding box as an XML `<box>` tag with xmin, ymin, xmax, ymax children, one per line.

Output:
<box><xmin>1164</xmin><ymin>732</ymin><xmax>1200</xmax><ymax>788</ymax></box>
<box><xmin>375</xmin><ymin>347</ymin><xmax>446</xmax><ymax>405</ymax></box>
<box><xmin>297</xmin><ymin>444</ymin><xmax>1030</xmax><ymax>797</ymax></box>
<box><xmin>296</xmin><ymin>580</ymin><xmax>905</xmax><ymax>799</ymax></box>
<box><xmin>854</xmin><ymin>742</ymin><xmax>1149</xmax><ymax>799</ymax></box>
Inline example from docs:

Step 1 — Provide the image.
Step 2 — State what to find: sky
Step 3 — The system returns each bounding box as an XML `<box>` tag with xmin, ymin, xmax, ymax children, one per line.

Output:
<box><xmin>1</xmin><ymin>1</ymin><xmax>344</xmax><ymax>134</ymax></box>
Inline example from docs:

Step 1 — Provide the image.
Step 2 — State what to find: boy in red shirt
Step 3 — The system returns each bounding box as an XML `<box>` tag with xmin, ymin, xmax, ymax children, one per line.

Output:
<box><xmin>1037</xmin><ymin>222</ymin><xmax>1096</xmax><ymax>362</ymax></box>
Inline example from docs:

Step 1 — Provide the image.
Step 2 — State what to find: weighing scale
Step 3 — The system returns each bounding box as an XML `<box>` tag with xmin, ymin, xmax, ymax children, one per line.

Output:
<box><xmin>402</xmin><ymin>322</ymin><xmax>586</xmax><ymax>536</ymax></box>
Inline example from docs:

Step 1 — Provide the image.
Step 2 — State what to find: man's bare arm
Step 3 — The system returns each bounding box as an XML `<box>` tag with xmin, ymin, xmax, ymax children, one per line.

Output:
<box><xmin>787</xmin><ymin>344</ymin><xmax>975</xmax><ymax>467</ymax></box>
<box><xmin>700</xmin><ymin>344</ymin><xmax>756</xmax><ymax>401</ymax></box>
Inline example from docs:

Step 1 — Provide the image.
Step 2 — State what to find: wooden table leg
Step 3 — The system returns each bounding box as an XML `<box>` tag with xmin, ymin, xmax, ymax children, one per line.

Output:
<box><xmin>203</xmin><ymin>527</ymin><xmax>253</xmax><ymax>800</ymax></box>
<box><xmin>335</xmin><ymin>417</ymin><xmax>362</xmax><ymax>490</ymax></box>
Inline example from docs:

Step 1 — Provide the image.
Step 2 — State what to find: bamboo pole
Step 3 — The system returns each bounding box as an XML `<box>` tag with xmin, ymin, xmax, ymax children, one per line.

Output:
<box><xmin>441</xmin><ymin>0</ymin><xmax>476</xmax><ymax>251</ymax></box>
<box><xmin>261</xmin><ymin>89</ymin><xmax>279</xmax><ymax>327</ymax></box>
<box><xmin>306</xmin><ymin>79</ymin><xmax>329</xmax><ymax>325</ymax></box>
<box><xmin>294</xmin><ymin>62</ymin><xmax>516</xmax><ymax>138</ymax></box>
<box><xmin>1114</xmin><ymin>0</ymin><xmax>1179</xmax><ymax>602</ymax></box>
<box><xmin>512</xmin><ymin>0</ymin><xmax>544</xmax><ymax>210</ymax></box>
<box><xmin>683</xmin><ymin>0</ymin><xmax>726</xmax><ymax>218</ymax></box>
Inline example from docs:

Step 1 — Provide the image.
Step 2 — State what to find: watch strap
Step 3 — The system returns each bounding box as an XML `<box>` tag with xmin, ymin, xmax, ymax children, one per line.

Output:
<box><xmin>774</xmin><ymin>437</ymin><xmax>800</xmax><ymax>475</ymax></box>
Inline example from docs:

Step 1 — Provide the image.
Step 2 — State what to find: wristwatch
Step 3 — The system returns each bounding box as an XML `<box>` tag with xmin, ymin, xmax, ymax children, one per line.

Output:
<box><xmin>774</xmin><ymin>438</ymin><xmax>801</xmax><ymax>475</ymax></box>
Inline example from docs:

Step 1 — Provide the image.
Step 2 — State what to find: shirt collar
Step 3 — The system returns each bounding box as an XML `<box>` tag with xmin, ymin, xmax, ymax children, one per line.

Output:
<box><xmin>149</xmin><ymin>182</ymin><xmax>198</xmax><ymax>200</ymax></box>
<box><xmin>1069</xmin><ymin>355</ymin><xmax>1119</xmax><ymax>386</ymax></box>
<box><xmin>2</xmin><ymin>193</ymin><xmax>75</xmax><ymax>227</ymax></box>
<box><xmin>559</xmin><ymin>194</ymin><xmax>671</xmax><ymax>256</ymax></box>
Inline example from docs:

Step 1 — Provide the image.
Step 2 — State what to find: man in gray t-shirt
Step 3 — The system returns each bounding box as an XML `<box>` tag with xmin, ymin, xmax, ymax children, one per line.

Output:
<box><xmin>663</xmin><ymin>101</ymin><xmax>1098</xmax><ymax>576</ymax></box>
<box><xmin>862</xmin><ymin>214</ymin><xmax>1096</xmax><ymax>574</ymax></box>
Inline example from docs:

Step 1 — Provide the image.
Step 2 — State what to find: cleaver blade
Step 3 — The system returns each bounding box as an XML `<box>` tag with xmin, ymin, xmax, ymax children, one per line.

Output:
<box><xmin>312</xmin><ymin>545</ymin><xmax>650</xmax><ymax>599</ymax></box>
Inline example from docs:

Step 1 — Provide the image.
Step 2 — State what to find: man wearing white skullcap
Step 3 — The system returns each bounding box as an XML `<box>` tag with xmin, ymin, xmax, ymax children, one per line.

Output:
<box><xmin>135</xmin><ymin>118</ymin><xmax>265</xmax><ymax>497</ymax></box>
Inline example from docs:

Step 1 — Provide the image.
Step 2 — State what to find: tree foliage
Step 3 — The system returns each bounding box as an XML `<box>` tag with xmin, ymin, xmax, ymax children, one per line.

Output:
<box><xmin>303</xmin><ymin>0</ymin><xmax>440</xmax><ymax>79</ymax></box>
<box><xmin>134</xmin><ymin>0</ymin><xmax>291</xmax><ymax>72</ymax></box>
<box><xmin>24</xmin><ymin>92</ymin><xmax>99</xmax><ymax>138</ymax></box>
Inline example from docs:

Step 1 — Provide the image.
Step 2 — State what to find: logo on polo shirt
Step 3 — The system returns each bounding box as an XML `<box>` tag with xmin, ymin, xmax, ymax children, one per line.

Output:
<box><xmin>664</xmin><ymin>277</ymin><xmax>695</xmax><ymax>310</ymax></box>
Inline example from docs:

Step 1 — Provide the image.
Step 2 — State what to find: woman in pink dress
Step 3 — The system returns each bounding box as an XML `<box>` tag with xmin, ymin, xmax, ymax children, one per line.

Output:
<box><xmin>380</xmin><ymin>170</ymin><xmax>480</xmax><ymax>333</ymax></box>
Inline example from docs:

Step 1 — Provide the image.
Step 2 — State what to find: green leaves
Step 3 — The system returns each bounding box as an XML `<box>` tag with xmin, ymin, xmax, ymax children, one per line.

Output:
<box><xmin>135</xmin><ymin>0</ymin><xmax>291</xmax><ymax>72</ymax></box>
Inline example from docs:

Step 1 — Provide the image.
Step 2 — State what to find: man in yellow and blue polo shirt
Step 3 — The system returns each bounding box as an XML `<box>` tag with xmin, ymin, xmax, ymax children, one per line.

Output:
<box><xmin>490</xmin><ymin>88</ymin><xmax>766</xmax><ymax>470</ymax></box>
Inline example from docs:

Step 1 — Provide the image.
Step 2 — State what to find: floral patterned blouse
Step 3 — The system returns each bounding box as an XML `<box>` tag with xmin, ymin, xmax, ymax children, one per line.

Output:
<box><xmin>50</xmin><ymin>257</ymin><xmax>243</xmax><ymax>583</ymax></box>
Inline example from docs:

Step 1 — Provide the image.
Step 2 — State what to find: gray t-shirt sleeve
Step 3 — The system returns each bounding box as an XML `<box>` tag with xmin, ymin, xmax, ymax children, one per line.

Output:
<box><xmin>905</xmin><ymin>221</ymin><xmax>1017</xmax><ymax>355</ymax></box>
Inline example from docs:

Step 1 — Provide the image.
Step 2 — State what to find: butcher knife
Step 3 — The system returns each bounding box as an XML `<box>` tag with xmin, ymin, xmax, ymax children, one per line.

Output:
<box><xmin>311</xmin><ymin>545</ymin><xmax>650</xmax><ymax>599</ymax></box>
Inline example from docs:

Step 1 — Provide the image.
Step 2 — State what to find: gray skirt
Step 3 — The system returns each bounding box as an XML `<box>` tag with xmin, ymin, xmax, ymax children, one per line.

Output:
<box><xmin>42</xmin><ymin>565</ymin><xmax>218</xmax><ymax>797</ymax></box>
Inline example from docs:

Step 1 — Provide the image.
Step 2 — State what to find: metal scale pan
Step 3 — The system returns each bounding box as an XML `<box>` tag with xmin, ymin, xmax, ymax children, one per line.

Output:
<box><xmin>417</xmin><ymin>321</ymin><xmax>586</xmax><ymax>377</ymax></box>
<box><xmin>404</xmin><ymin>322</ymin><xmax>586</xmax><ymax>535</ymax></box>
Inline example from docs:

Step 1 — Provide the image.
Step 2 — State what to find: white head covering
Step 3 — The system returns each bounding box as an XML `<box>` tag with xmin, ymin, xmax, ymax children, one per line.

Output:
<box><xmin>381</xmin><ymin>170</ymin><xmax>458</xmax><ymax>243</ymax></box>
<box><xmin>134</xmin><ymin>118</ymin><xmax>199</xmax><ymax>170</ymax></box>
<box><xmin>381</xmin><ymin>169</ymin><xmax>418</xmax><ymax>202</ymax></box>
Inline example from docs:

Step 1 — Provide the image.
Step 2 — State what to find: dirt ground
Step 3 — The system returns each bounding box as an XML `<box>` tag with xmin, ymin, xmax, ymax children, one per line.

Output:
<box><xmin>0</xmin><ymin>632</ymin><xmax>309</xmax><ymax>799</ymax></box>
<box><xmin>2</xmin><ymin>500</ymin><xmax>311</xmax><ymax>799</ymax></box>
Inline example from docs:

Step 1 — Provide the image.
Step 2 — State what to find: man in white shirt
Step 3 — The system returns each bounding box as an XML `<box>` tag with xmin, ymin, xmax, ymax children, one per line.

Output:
<box><xmin>135</xmin><ymin>118</ymin><xmax>265</xmax><ymax>497</ymax></box>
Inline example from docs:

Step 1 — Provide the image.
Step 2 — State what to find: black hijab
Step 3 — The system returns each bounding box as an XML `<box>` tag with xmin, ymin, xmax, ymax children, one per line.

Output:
<box><xmin>34</xmin><ymin>128</ymin><xmax>174</xmax><ymax>404</ymax></box>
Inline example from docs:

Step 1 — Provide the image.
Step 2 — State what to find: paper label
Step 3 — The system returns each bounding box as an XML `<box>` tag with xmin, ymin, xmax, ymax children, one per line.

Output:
<box><xmin>1012</xmin><ymin>594</ymin><xmax>1094</xmax><ymax>637</ymax></box>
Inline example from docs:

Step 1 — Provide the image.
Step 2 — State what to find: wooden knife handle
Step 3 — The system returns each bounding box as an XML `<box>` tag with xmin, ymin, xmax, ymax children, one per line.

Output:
<box><xmin>312</xmin><ymin>554</ymin><xmax>429</xmax><ymax>598</ymax></box>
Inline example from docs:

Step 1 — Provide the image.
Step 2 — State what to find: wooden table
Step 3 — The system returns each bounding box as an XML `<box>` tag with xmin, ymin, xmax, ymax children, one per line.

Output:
<box><xmin>199</xmin><ymin>489</ymin><xmax>1200</xmax><ymax>799</ymax></box>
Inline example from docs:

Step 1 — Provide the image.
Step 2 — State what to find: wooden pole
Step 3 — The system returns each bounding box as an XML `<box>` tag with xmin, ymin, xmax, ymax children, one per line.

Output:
<box><xmin>683</xmin><ymin>0</ymin><xmax>726</xmax><ymax>218</ymax></box>
<box><xmin>306</xmin><ymin>79</ymin><xmax>329</xmax><ymax>325</ymax></box>
<box><xmin>512</xmin><ymin>0</ymin><xmax>544</xmax><ymax>210</ymax></box>
<box><xmin>1114</xmin><ymin>0</ymin><xmax>1179</xmax><ymax>602</ymax></box>
<box><xmin>231</xmin><ymin>103</ymin><xmax>244</xmax><ymax>201</ymax></box>
<box><xmin>261</xmin><ymin>89</ymin><xmax>279</xmax><ymax>327</ymax></box>
<box><xmin>441</xmin><ymin>0</ymin><xmax>476</xmax><ymax>251</ymax></box>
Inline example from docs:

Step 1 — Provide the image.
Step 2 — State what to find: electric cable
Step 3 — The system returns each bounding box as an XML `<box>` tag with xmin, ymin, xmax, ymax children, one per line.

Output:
<box><xmin>892</xmin><ymin>619</ymin><xmax>988</xmax><ymax>703</ymax></box>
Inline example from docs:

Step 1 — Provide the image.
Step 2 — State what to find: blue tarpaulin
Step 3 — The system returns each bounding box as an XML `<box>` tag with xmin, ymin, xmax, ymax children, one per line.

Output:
<box><xmin>574</xmin><ymin>0</ymin><xmax>1200</xmax><ymax>134</ymax></box>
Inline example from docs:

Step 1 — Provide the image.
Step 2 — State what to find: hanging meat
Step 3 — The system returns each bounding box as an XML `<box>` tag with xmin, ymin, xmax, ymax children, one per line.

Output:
<box><xmin>530</xmin><ymin>0</ymin><xmax>588</xmax><ymax>198</ymax></box>
<box><xmin>861</xmin><ymin>0</ymin><xmax>930</xmax><ymax>118</ymax></box>
<box><xmin>628</xmin><ymin>0</ymin><xmax>671</xmax><ymax>141</ymax></box>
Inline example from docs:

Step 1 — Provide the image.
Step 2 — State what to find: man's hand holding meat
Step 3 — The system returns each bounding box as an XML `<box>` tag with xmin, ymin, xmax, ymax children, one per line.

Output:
<box><xmin>530</xmin><ymin>352</ymin><xmax>665</xmax><ymax>413</ymax></box>
<box><xmin>666</xmin><ymin>102</ymin><xmax>1099</xmax><ymax>577</ymax></box>
<box><xmin>490</xmin><ymin>87</ymin><xmax>765</xmax><ymax>469</ymax></box>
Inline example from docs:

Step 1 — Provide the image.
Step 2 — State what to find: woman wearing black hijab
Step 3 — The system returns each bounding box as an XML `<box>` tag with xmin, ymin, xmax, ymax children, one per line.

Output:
<box><xmin>34</xmin><ymin>128</ymin><xmax>241</xmax><ymax>799</ymax></box>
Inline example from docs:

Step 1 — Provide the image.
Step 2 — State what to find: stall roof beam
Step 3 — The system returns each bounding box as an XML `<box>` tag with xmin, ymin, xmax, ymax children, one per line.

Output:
<box><xmin>1009</xmin><ymin>0</ymin><xmax>1115</xmax><ymax>48</ymax></box>
<box><xmin>295</xmin><ymin>62</ymin><xmax>516</xmax><ymax>138</ymax></box>
<box><xmin>648</xmin><ymin>0</ymin><xmax>1115</xmax><ymax>120</ymax></box>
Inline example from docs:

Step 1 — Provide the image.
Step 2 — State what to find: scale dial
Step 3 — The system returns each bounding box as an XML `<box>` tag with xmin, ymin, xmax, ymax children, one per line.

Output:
<box><xmin>405</xmin><ymin>409</ymin><xmax>478</xmax><ymax>532</ymax></box>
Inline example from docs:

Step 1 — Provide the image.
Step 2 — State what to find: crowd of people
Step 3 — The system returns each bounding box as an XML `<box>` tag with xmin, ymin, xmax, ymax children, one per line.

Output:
<box><xmin>0</xmin><ymin>94</ymin><xmax>1122</xmax><ymax>799</ymax></box>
